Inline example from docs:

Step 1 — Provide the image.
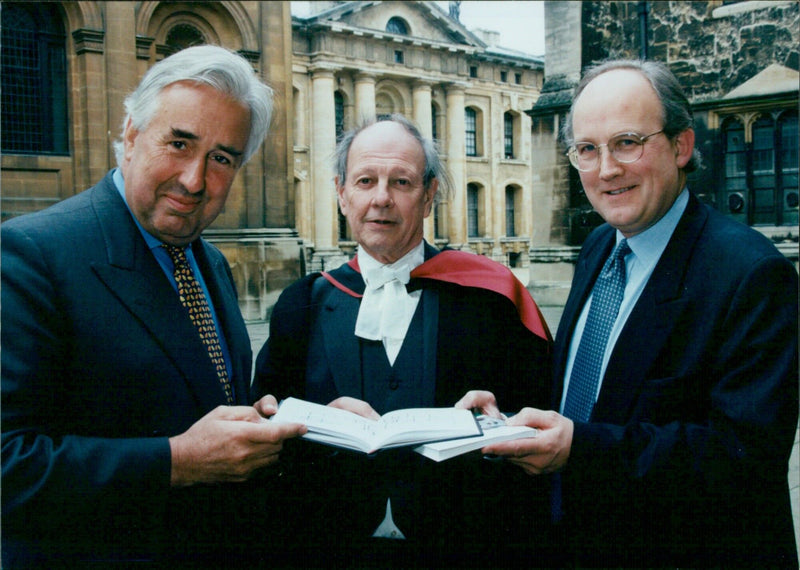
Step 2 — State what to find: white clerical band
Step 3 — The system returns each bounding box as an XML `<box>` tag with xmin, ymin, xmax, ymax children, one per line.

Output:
<box><xmin>355</xmin><ymin>264</ymin><xmax>413</xmax><ymax>342</ymax></box>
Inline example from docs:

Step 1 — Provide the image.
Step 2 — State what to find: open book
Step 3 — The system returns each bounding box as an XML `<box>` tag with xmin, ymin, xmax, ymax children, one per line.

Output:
<box><xmin>414</xmin><ymin>415</ymin><xmax>539</xmax><ymax>462</ymax></box>
<box><xmin>270</xmin><ymin>397</ymin><xmax>482</xmax><ymax>454</ymax></box>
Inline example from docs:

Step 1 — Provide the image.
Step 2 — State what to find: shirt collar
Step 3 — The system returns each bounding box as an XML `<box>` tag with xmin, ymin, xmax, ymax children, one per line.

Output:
<box><xmin>622</xmin><ymin>188</ymin><xmax>689</xmax><ymax>268</ymax></box>
<box><xmin>357</xmin><ymin>241</ymin><xmax>425</xmax><ymax>286</ymax></box>
<box><xmin>113</xmin><ymin>168</ymin><xmax>187</xmax><ymax>252</ymax></box>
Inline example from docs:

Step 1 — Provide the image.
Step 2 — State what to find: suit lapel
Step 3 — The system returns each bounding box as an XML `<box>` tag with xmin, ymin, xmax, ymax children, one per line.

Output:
<box><xmin>593</xmin><ymin>194</ymin><xmax>709</xmax><ymax>422</ymax></box>
<box><xmin>420</xmin><ymin>288</ymin><xmax>438</xmax><ymax>405</ymax></box>
<box><xmin>89</xmin><ymin>177</ymin><xmax>232</xmax><ymax>411</ymax></box>
<box><xmin>319</xmin><ymin>281</ymin><xmax>365</xmax><ymax>397</ymax></box>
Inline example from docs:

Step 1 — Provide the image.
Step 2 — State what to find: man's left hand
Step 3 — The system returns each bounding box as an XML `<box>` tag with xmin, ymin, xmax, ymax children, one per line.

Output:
<box><xmin>481</xmin><ymin>407</ymin><xmax>574</xmax><ymax>475</ymax></box>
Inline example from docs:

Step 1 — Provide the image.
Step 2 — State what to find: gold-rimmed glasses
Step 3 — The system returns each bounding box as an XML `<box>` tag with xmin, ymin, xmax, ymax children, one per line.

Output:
<box><xmin>566</xmin><ymin>130</ymin><xmax>665</xmax><ymax>172</ymax></box>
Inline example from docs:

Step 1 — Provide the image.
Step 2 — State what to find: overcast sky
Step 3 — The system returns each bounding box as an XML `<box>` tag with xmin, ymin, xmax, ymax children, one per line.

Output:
<box><xmin>291</xmin><ymin>1</ymin><xmax>546</xmax><ymax>56</ymax></box>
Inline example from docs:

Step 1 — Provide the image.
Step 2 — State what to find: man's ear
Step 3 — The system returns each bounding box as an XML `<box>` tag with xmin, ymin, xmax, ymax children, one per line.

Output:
<box><xmin>335</xmin><ymin>176</ymin><xmax>347</xmax><ymax>214</ymax></box>
<box><xmin>122</xmin><ymin>117</ymin><xmax>139</xmax><ymax>162</ymax></box>
<box><xmin>674</xmin><ymin>128</ymin><xmax>695</xmax><ymax>169</ymax></box>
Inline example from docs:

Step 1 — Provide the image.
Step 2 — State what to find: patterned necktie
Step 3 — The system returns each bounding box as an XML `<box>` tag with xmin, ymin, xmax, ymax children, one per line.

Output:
<box><xmin>163</xmin><ymin>245</ymin><xmax>234</xmax><ymax>405</ymax></box>
<box><xmin>563</xmin><ymin>239</ymin><xmax>631</xmax><ymax>422</ymax></box>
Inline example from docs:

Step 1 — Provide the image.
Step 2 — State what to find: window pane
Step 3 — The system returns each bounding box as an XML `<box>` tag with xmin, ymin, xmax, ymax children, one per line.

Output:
<box><xmin>465</xmin><ymin>108</ymin><xmax>477</xmax><ymax>157</ymax></box>
<box><xmin>1</xmin><ymin>3</ymin><xmax>68</xmax><ymax>155</ymax></box>
<box><xmin>467</xmin><ymin>184</ymin><xmax>479</xmax><ymax>237</ymax></box>
<box><xmin>722</xmin><ymin>120</ymin><xmax>747</xmax><ymax>216</ymax></box>
<box><xmin>505</xmin><ymin>187</ymin><xmax>516</xmax><ymax>237</ymax></box>
<box><xmin>334</xmin><ymin>91</ymin><xmax>344</xmax><ymax>142</ymax></box>
<box><xmin>780</xmin><ymin>113</ymin><xmax>799</xmax><ymax>226</ymax></box>
<box><xmin>386</xmin><ymin>17</ymin><xmax>408</xmax><ymax>35</ymax></box>
<box><xmin>752</xmin><ymin>118</ymin><xmax>775</xmax><ymax>224</ymax></box>
<box><xmin>504</xmin><ymin>113</ymin><xmax>513</xmax><ymax>159</ymax></box>
<box><xmin>431</xmin><ymin>103</ymin><xmax>438</xmax><ymax>142</ymax></box>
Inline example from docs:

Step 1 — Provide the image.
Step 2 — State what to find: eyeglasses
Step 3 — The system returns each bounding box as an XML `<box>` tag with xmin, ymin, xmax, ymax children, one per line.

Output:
<box><xmin>566</xmin><ymin>130</ymin><xmax>665</xmax><ymax>172</ymax></box>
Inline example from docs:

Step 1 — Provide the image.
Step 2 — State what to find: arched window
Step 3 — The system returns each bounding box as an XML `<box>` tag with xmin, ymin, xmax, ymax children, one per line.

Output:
<box><xmin>751</xmin><ymin>115</ymin><xmax>775</xmax><ymax>225</ymax></box>
<box><xmin>336</xmin><ymin>89</ymin><xmax>348</xmax><ymax>240</ymax></box>
<box><xmin>386</xmin><ymin>17</ymin><xmax>409</xmax><ymax>35</ymax></box>
<box><xmin>467</xmin><ymin>183</ymin><xmax>480</xmax><ymax>237</ymax></box>
<box><xmin>465</xmin><ymin>108</ymin><xmax>477</xmax><ymax>157</ymax></box>
<box><xmin>723</xmin><ymin>118</ymin><xmax>747</xmax><ymax>220</ymax></box>
<box><xmin>431</xmin><ymin>103</ymin><xmax>439</xmax><ymax>142</ymax></box>
<box><xmin>334</xmin><ymin>91</ymin><xmax>345</xmax><ymax>142</ymax></box>
<box><xmin>1</xmin><ymin>2</ymin><xmax>68</xmax><ymax>154</ymax></box>
<box><xmin>504</xmin><ymin>112</ymin><xmax>514</xmax><ymax>159</ymax></box>
<box><xmin>505</xmin><ymin>186</ymin><xmax>517</xmax><ymax>237</ymax></box>
<box><xmin>434</xmin><ymin>202</ymin><xmax>444</xmax><ymax>239</ymax></box>
<box><xmin>778</xmin><ymin>111</ymin><xmax>798</xmax><ymax>226</ymax></box>
<box><xmin>722</xmin><ymin>111</ymin><xmax>798</xmax><ymax>227</ymax></box>
<box><xmin>166</xmin><ymin>23</ymin><xmax>206</xmax><ymax>53</ymax></box>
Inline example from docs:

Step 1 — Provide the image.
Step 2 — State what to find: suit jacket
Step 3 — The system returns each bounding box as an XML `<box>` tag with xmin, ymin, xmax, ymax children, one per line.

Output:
<box><xmin>253</xmin><ymin>242</ymin><xmax>552</xmax><ymax>566</ymax></box>
<box><xmin>553</xmin><ymin>192</ymin><xmax>798</xmax><ymax>567</ymax></box>
<box><xmin>1</xmin><ymin>172</ymin><xmax>257</xmax><ymax>567</ymax></box>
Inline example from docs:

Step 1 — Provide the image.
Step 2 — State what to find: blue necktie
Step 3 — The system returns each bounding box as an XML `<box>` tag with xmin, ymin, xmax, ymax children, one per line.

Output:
<box><xmin>563</xmin><ymin>239</ymin><xmax>631</xmax><ymax>422</ymax></box>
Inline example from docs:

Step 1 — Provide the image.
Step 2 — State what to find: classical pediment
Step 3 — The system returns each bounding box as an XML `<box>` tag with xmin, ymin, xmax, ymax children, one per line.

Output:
<box><xmin>296</xmin><ymin>1</ymin><xmax>485</xmax><ymax>49</ymax></box>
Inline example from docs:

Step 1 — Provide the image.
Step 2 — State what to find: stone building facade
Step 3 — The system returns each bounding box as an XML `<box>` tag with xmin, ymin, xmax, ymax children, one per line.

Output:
<box><xmin>1</xmin><ymin>1</ymin><xmax>301</xmax><ymax>321</ymax></box>
<box><xmin>528</xmin><ymin>0</ymin><xmax>799</xmax><ymax>305</ymax></box>
<box><xmin>3</xmin><ymin>1</ymin><xmax>796</xmax><ymax>317</ymax></box>
<box><xmin>290</xmin><ymin>1</ymin><xmax>544</xmax><ymax>275</ymax></box>
<box><xmin>1</xmin><ymin>0</ymin><xmax>544</xmax><ymax>320</ymax></box>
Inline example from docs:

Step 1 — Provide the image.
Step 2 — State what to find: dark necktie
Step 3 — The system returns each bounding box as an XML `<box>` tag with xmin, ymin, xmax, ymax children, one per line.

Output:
<box><xmin>563</xmin><ymin>239</ymin><xmax>631</xmax><ymax>422</ymax></box>
<box><xmin>163</xmin><ymin>245</ymin><xmax>234</xmax><ymax>405</ymax></box>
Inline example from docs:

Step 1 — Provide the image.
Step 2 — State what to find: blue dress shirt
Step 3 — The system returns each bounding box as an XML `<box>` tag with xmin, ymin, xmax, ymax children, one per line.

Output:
<box><xmin>560</xmin><ymin>189</ymin><xmax>689</xmax><ymax>413</ymax></box>
<box><xmin>112</xmin><ymin>169</ymin><xmax>234</xmax><ymax>392</ymax></box>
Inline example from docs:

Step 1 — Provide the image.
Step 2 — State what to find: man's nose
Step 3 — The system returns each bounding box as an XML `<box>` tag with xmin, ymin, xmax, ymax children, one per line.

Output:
<box><xmin>371</xmin><ymin>179</ymin><xmax>393</xmax><ymax>207</ymax></box>
<box><xmin>179</xmin><ymin>156</ymin><xmax>206</xmax><ymax>193</ymax></box>
<box><xmin>597</xmin><ymin>146</ymin><xmax>623</xmax><ymax>180</ymax></box>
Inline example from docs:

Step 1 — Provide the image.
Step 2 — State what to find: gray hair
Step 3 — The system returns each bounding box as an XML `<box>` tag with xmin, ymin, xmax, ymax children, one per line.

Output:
<box><xmin>113</xmin><ymin>45</ymin><xmax>273</xmax><ymax>166</ymax></box>
<box><xmin>333</xmin><ymin>114</ymin><xmax>453</xmax><ymax>202</ymax></box>
<box><xmin>562</xmin><ymin>59</ymin><xmax>702</xmax><ymax>173</ymax></box>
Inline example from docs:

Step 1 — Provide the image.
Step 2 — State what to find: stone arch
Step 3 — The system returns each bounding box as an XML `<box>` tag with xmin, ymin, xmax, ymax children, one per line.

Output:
<box><xmin>60</xmin><ymin>1</ymin><xmax>103</xmax><ymax>32</ymax></box>
<box><xmin>136</xmin><ymin>1</ymin><xmax>258</xmax><ymax>56</ymax></box>
<box><xmin>375</xmin><ymin>79</ymin><xmax>411</xmax><ymax>118</ymax></box>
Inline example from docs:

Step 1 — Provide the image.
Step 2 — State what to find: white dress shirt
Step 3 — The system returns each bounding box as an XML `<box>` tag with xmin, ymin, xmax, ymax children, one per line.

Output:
<box><xmin>355</xmin><ymin>242</ymin><xmax>425</xmax><ymax>365</ymax></box>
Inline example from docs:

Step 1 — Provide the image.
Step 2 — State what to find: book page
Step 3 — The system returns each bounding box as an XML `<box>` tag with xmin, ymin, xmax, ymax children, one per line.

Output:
<box><xmin>272</xmin><ymin>398</ymin><xmax>481</xmax><ymax>453</ymax></box>
<box><xmin>414</xmin><ymin>418</ymin><xmax>538</xmax><ymax>462</ymax></box>
<box><xmin>271</xmin><ymin>397</ymin><xmax>378</xmax><ymax>440</ymax></box>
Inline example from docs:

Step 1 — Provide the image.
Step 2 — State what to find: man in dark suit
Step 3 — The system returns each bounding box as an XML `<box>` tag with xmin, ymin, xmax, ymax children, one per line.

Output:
<box><xmin>1</xmin><ymin>45</ymin><xmax>305</xmax><ymax>568</ymax></box>
<box><xmin>252</xmin><ymin>115</ymin><xmax>552</xmax><ymax>566</ymax></box>
<box><xmin>464</xmin><ymin>59</ymin><xmax>798</xmax><ymax>567</ymax></box>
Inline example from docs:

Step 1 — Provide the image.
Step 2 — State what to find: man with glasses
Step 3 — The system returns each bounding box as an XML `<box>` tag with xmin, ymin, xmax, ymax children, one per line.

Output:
<box><xmin>461</xmin><ymin>59</ymin><xmax>798</xmax><ymax>566</ymax></box>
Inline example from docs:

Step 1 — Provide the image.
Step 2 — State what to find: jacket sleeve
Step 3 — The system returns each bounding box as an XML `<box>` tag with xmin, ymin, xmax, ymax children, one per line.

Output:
<box><xmin>251</xmin><ymin>273</ymin><xmax>321</xmax><ymax>401</ymax></box>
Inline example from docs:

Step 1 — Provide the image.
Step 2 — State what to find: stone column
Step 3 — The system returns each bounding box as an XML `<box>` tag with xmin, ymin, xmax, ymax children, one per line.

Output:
<box><xmin>412</xmin><ymin>80</ymin><xmax>433</xmax><ymax>137</ymax></box>
<box><xmin>445</xmin><ymin>83</ymin><xmax>467</xmax><ymax>247</ymax></box>
<box><xmin>311</xmin><ymin>66</ymin><xmax>338</xmax><ymax>254</ymax></box>
<box><xmin>412</xmin><ymin>80</ymin><xmax>436</xmax><ymax>240</ymax></box>
<box><xmin>354</xmin><ymin>72</ymin><xmax>376</xmax><ymax>124</ymax></box>
<box><xmin>104</xmin><ymin>2</ymin><xmax>136</xmax><ymax>171</ymax></box>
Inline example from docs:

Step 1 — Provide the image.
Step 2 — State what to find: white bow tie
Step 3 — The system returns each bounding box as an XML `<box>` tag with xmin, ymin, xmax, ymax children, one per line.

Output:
<box><xmin>355</xmin><ymin>264</ymin><xmax>412</xmax><ymax>342</ymax></box>
<box><xmin>363</xmin><ymin>264</ymin><xmax>411</xmax><ymax>290</ymax></box>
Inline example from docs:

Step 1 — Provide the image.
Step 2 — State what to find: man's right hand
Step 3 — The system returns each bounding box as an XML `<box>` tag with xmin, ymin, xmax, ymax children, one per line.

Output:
<box><xmin>168</xmin><ymin>405</ymin><xmax>306</xmax><ymax>487</ymax></box>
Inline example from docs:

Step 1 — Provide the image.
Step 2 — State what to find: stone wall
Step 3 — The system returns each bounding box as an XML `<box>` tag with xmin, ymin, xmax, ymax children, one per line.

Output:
<box><xmin>581</xmin><ymin>1</ymin><xmax>799</xmax><ymax>100</ymax></box>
